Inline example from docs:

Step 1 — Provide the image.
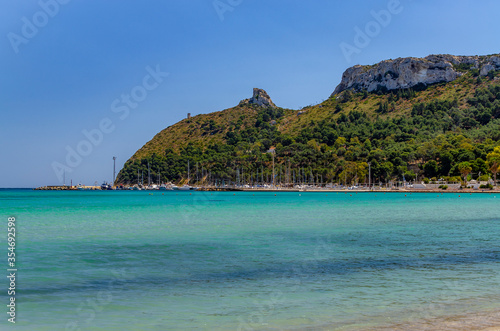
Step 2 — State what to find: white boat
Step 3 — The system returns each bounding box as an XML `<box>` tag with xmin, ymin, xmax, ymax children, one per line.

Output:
<box><xmin>178</xmin><ymin>185</ymin><xmax>199</xmax><ymax>191</ymax></box>
<box><xmin>159</xmin><ymin>184</ymin><xmax>173</xmax><ymax>191</ymax></box>
<box><xmin>77</xmin><ymin>184</ymin><xmax>93</xmax><ymax>191</ymax></box>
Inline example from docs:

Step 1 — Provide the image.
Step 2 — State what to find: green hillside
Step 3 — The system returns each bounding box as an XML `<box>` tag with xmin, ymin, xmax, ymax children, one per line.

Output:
<box><xmin>116</xmin><ymin>64</ymin><xmax>500</xmax><ymax>186</ymax></box>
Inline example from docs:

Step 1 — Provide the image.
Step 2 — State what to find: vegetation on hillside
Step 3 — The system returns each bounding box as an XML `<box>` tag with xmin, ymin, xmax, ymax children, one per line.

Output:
<box><xmin>116</xmin><ymin>70</ymin><xmax>500</xmax><ymax>186</ymax></box>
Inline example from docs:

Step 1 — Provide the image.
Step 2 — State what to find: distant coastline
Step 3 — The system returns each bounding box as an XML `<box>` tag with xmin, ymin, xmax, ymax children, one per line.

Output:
<box><xmin>32</xmin><ymin>185</ymin><xmax>499</xmax><ymax>194</ymax></box>
<box><xmin>0</xmin><ymin>187</ymin><xmax>34</xmax><ymax>190</ymax></box>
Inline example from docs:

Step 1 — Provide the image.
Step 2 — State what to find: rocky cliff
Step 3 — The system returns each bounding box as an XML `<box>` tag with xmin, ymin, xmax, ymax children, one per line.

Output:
<box><xmin>332</xmin><ymin>54</ymin><xmax>500</xmax><ymax>95</ymax></box>
<box><xmin>240</xmin><ymin>88</ymin><xmax>277</xmax><ymax>108</ymax></box>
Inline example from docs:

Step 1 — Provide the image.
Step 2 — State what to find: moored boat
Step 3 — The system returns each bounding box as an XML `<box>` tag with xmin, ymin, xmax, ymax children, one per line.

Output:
<box><xmin>100</xmin><ymin>182</ymin><xmax>114</xmax><ymax>190</ymax></box>
<box><xmin>159</xmin><ymin>184</ymin><xmax>173</xmax><ymax>191</ymax></box>
<box><xmin>178</xmin><ymin>185</ymin><xmax>199</xmax><ymax>191</ymax></box>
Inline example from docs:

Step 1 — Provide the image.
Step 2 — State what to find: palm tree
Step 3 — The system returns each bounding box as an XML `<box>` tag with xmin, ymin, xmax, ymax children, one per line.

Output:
<box><xmin>458</xmin><ymin>162</ymin><xmax>472</xmax><ymax>186</ymax></box>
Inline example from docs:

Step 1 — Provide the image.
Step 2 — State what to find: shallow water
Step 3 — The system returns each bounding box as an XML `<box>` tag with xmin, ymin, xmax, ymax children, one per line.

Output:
<box><xmin>1</xmin><ymin>190</ymin><xmax>499</xmax><ymax>330</ymax></box>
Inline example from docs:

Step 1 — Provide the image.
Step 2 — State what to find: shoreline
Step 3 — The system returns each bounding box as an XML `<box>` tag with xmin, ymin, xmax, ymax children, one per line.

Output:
<box><xmin>32</xmin><ymin>185</ymin><xmax>500</xmax><ymax>194</ymax></box>
<box><xmin>366</xmin><ymin>309</ymin><xmax>500</xmax><ymax>331</ymax></box>
<box><xmin>297</xmin><ymin>306</ymin><xmax>500</xmax><ymax>331</ymax></box>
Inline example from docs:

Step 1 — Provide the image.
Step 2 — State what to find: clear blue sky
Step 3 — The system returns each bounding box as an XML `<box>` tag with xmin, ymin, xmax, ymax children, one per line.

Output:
<box><xmin>1</xmin><ymin>0</ymin><xmax>499</xmax><ymax>188</ymax></box>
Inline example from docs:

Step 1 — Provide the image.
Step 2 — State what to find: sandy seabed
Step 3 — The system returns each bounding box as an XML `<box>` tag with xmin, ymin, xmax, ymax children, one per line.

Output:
<box><xmin>362</xmin><ymin>310</ymin><xmax>500</xmax><ymax>331</ymax></box>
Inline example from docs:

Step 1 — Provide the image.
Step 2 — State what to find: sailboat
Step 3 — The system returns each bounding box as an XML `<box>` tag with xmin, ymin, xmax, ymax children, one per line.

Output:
<box><xmin>178</xmin><ymin>160</ymin><xmax>199</xmax><ymax>190</ymax></box>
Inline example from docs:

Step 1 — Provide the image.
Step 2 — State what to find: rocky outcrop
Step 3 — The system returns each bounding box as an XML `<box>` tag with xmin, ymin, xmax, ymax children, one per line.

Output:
<box><xmin>332</xmin><ymin>54</ymin><xmax>500</xmax><ymax>95</ymax></box>
<box><xmin>241</xmin><ymin>88</ymin><xmax>277</xmax><ymax>108</ymax></box>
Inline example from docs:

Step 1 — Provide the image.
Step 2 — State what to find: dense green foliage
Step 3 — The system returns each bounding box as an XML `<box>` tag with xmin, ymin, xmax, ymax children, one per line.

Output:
<box><xmin>117</xmin><ymin>76</ymin><xmax>500</xmax><ymax>186</ymax></box>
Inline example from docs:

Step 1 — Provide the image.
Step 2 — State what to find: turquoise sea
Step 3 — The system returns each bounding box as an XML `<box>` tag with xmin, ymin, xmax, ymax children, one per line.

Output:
<box><xmin>1</xmin><ymin>189</ymin><xmax>500</xmax><ymax>330</ymax></box>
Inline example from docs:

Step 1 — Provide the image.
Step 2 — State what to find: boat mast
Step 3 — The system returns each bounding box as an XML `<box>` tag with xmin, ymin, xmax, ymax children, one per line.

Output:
<box><xmin>148</xmin><ymin>161</ymin><xmax>151</xmax><ymax>186</ymax></box>
<box><xmin>272</xmin><ymin>150</ymin><xmax>275</xmax><ymax>188</ymax></box>
<box><xmin>113</xmin><ymin>156</ymin><xmax>116</xmax><ymax>185</ymax></box>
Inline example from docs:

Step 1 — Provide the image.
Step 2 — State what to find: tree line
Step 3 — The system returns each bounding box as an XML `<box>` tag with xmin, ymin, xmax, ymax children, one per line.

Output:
<box><xmin>116</xmin><ymin>81</ymin><xmax>500</xmax><ymax>186</ymax></box>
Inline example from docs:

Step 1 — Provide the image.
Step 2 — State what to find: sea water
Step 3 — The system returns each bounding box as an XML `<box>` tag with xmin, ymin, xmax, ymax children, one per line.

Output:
<box><xmin>1</xmin><ymin>189</ymin><xmax>500</xmax><ymax>330</ymax></box>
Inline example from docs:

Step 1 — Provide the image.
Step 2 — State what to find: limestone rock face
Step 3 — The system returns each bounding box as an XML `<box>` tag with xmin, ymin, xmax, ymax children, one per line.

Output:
<box><xmin>481</xmin><ymin>64</ymin><xmax>495</xmax><ymax>76</ymax></box>
<box><xmin>243</xmin><ymin>88</ymin><xmax>277</xmax><ymax>108</ymax></box>
<box><xmin>332</xmin><ymin>54</ymin><xmax>500</xmax><ymax>96</ymax></box>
